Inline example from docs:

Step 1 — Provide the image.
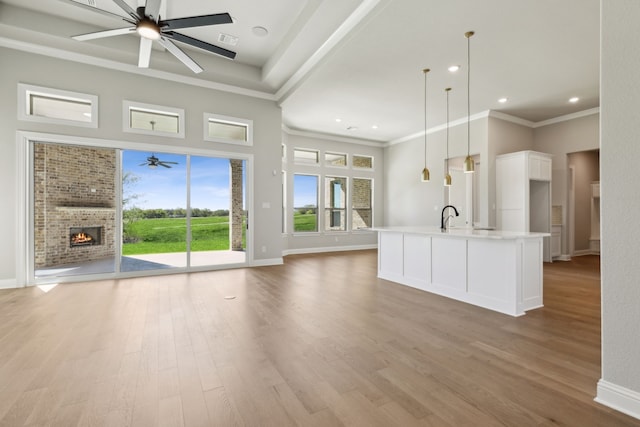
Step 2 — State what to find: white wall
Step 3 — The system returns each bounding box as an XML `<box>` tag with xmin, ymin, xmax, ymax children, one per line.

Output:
<box><xmin>282</xmin><ymin>131</ymin><xmax>383</xmax><ymax>253</ymax></box>
<box><xmin>0</xmin><ymin>47</ymin><xmax>283</xmax><ymax>286</ymax></box>
<box><xmin>597</xmin><ymin>0</ymin><xmax>640</xmax><ymax>419</ymax></box>
<box><xmin>384</xmin><ymin>117</ymin><xmax>487</xmax><ymax>227</ymax></box>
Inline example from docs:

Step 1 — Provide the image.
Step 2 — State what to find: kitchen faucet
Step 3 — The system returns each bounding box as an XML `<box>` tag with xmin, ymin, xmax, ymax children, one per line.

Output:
<box><xmin>441</xmin><ymin>205</ymin><xmax>460</xmax><ymax>231</ymax></box>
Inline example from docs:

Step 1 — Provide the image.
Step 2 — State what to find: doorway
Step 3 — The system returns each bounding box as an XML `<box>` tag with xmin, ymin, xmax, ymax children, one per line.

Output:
<box><xmin>29</xmin><ymin>139</ymin><xmax>249</xmax><ymax>282</ymax></box>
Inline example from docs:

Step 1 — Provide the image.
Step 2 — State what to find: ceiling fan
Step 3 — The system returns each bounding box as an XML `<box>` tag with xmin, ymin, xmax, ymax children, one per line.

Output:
<box><xmin>63</xmin><ymin>0</ymin><xmax>236</xmax><ymax>73</ymax></box>
<box><xmin>140</xmin><ymin>154</ymin><xmax>178</xmax><ymax>168</ymax></box>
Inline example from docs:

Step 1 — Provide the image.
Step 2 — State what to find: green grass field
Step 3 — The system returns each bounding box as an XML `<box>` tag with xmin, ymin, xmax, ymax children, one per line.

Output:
<box><xmin>123</xmin><ymin>214</ymin><xmax>317</xmax><ymax>255</ymax></box>
<box><xmin>123</xmin><ymin>216</ymin><xmax>239</xmax><ymax>255</ymax></box>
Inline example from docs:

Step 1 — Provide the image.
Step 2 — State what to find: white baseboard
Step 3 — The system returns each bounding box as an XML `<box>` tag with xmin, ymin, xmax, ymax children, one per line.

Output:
<box><xmin>573</xmin><ymin>249</ymin><xmax>600</xmax><ymax>257</ymax></box>
<box><xmin>595</xmin><ymin>379</ymin><xmax>640</xmax><ymax>421</ymax></box>
<box><xmin>251</xmin><ymin>257</ymin><xmax>284</xmax><ymax>267</ymax></box>
<box><xmin>556</xmin><ymin>254</ymin><xmax>572</xmax><ymax>261</ymax></box>
<box><xmin>282</xmin><ymin>244</ymin><xmax>377</xmax><ymax>257</ymax></box>
<box><xmin>0</xmin><ymin>278</ymin><xmax>18</xmax><ymax>289</ymax></box>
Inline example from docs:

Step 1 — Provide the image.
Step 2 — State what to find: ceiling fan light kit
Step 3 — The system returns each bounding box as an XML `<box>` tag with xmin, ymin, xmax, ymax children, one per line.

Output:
<box><xmin>68</xmin><ymin>0</ymin><xmax>236</xmax><ymax>73</ymax></box>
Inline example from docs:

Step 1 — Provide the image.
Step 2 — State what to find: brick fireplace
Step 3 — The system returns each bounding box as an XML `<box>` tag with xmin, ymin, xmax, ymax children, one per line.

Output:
<box><xmin>34</xmin><ymin>144</ymin><xmax>117</xmax><ymax>268</ymax></box>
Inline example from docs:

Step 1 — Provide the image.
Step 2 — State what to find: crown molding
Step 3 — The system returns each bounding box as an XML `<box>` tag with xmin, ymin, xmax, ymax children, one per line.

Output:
<box><xmin>531</xmin><ymin>107</ymin><xmax>600</xmax><ymax>128</ymax></box>
<box><xmin>488</xmin><ymin>110</ymin><xmax>535</xmax><ymax>127</ymax></box>
<box><xmin>0</xmin><ymin>36</ymin><xmax>277</xmax><ymax>101</ymax></box>
<box><xmin>282</xmin><ymin>124</ymin><xmax>383</xmax><ymax>147</ymax></box>
<box><xmin>386</xmin><ymin>110</ymin><xmax>491</xmax><ymax>147</ymax></box>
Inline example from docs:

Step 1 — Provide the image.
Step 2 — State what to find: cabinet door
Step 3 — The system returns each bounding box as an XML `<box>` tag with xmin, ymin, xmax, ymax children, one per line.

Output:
<box><xmin>529</xmin><ymin>155</ymin><xmax>551</xmax><ymax>181</ymax></box>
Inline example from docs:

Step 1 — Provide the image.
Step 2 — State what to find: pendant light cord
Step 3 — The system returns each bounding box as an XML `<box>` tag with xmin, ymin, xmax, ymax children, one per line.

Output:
<box><xmin>467</xmin><ymin>34</ymin><xmax>470</xmax><ymax>156</ymax></box>
<box><xmin>424</xmin><ymin>69</ymin><xmax>428</xmax><ymax>168</ymax></box>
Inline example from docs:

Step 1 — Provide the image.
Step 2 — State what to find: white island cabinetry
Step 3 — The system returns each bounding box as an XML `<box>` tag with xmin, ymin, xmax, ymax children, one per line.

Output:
<box><xmin>376</xmin><ymin>227</ymin><xmax>547</xmax><ymax>317</ymax></box>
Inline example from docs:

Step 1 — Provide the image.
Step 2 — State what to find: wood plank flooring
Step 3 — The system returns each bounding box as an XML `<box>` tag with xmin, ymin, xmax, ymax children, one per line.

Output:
<box><xmin>0</xmin><ymin>251</ymin><xmax>638</xmax><ymax>426</ymax></box>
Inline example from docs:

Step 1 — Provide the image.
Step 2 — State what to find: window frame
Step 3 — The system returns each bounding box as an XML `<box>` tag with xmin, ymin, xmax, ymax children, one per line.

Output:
<box><xmin>203</xmin><ymin>112</ymin><xmax>253</xmax><ymax>146</ymax></box>
<box><xmin>17</xmin><ymin>83</ymin><xmax>98</xmax><ymax>128</ymax></box>
<box><xmin>352</xmin><ymin>154</ymin><xmax>374</xmax><ymax>170</ymax></box>
<box><xmin>293</xmin><ymin>148</ymin><xmax>320</xmax><ymax>166</ymax></box>
<box><xmin>351</xmin><ymin>177</ymin><xmax>374</xmax><ymax>231</ymax></box>
<box><xmin>324</xmin><ymin>151</ymin><xmax>348</xmax><ymax>168</ymax></box>
<box><xmin>123</xmin><ymin>100</ymin><xmax>185</xmax><ymax>138</ymax></box>
<box><xmin>324</xmin><ymin>176</ymin><xmax>348</xmax><ymax>232</ymax></box>
<box><xmin>292</xmin><ymin>173</ymin><xmax>320</xmax><ymax>234</ymax></box>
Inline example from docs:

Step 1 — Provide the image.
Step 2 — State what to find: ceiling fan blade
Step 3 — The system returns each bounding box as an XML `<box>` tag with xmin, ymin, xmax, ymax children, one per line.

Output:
<box><xmin>162</xmin><ymin>161</ymin><xmax>179</xmax><ymax>164</ymax></box>
<box><xmin>138</xmin><ymin>37</ymin><xmax>153</xmax><ymax>68</ymax></box>
<box><xmin>161</xmin><ymin>13</ymin><xmax>233</xmax><ymax>30</ymax></box>
<box><xmin>159</xmin><ymin>163</ymin><xmax>171</xmax><ymax>168</ymax></box>
<box><xmin>112</xmin><ymin>0</ymin><xmax>140</xmax><ymax>21</ymax></box>
<box><xmin>144</xmin><ymin>0</ymin><xmax>162</xmax><ymax>22</ymax></box>
<box><xmin>163</xmin><ymin>31</ymin><xmax>236</xmax><ymax>60</ymax></box>
<box><xmin>73</xmin><ymin>27</ymin><xmax>136</xmax><ymax>41</ymax></box>
<box><xmin>59</xmin><ymin>0</ymin><xmax>134</xmax><ymax>23</ymax></box>
<box><xmin>157</xmin><ymin>37</ymin><xmax>203</xmax><ymax>73</ymax></box>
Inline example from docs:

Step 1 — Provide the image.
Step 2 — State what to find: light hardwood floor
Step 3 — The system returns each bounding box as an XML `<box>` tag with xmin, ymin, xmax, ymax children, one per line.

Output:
<box><xmin>0</xmin><ymin>251</ymin><xmax>638</xmax><ymax>426</ymax></box>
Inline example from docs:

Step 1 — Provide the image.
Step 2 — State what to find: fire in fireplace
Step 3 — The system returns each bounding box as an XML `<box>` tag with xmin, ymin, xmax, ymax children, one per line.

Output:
<box><xmin>70</xmin><ymin>226</ymin><xmax>102</xmax><ymax>247</ymax></box>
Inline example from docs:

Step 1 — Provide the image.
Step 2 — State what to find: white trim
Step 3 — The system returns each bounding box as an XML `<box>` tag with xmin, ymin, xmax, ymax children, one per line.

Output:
<box><xmin>0</xmin><ymin>279</ymin><xmax>19</xmax><ymax>290</ymax></box>
<box><xmin>557</xmin><ymin>254</ymin><xmax>572</xmax><ymax>261</ymax></box>
<box><xmin>251</xmin><ymin>257</ymin><xmax>284</xmax><ymax>267</ymax></box>
<box><xmin>596</xmin><ymin>379</ymin><xmax>640</xmax><ymax>421</ymax></box>
<box><xmin>17</xmin><ymin>83</ymin><xmax>98</xmax><ymax>128</ymax></box>
<box><xmin>0</xmin><ymin>37</ymin><xmax>275</xmax><ymax>101</ymax></box>
<box><xmin>573</xmin><ymin>249</ymin><xmax>599</xmax><ymax>256</ymax></box>
<box><xmin>16</xmin><ymin>131</ymin><xmax>255</xmax><ymax>285</ymax></box>
<box><xmin>282</xmin><ymin>244</ymin><xmax>377</xmax><ymax>256</ymax></box>
<box><xmin>488</xmin><ymin>110</ymin><xmax>535</xmax><ymax>127</ymax></box>
<box><xmin>282</xmin><ymin>125</ymin><xmax>382</xmax><ymax>147</ymax></box>
<box><xmin>123</xmin><ymin>100</ymin><xmax>185</xmax><ymax>138</ymax></box>
<box><xmin>388</xmin><ymin>111</ymin><xmax>491</xmax><ymax>146</ymax></box>
<box><xmin>203</xmin><ymin>113</ymin><xmax>253</xmax><ymax>146</ymax></box>
<box><xmin>532</xmin><ymin>107</ymin><xmax>600</xmax><ymax>128</ymax></box>
<box><xmin>275</xmin><ymin>0</ymin><xmax>384</xmax><ymax>102</ymax></box>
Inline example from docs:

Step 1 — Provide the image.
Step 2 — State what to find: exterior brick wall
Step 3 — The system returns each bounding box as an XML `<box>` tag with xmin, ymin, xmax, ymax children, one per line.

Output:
<box><xmin>34</xmin><ymin>144</ymin><xmax>117</xmax><ymax>268</ymax></box>
<box><xmin>230</xmin><ymin>159</ymin><xmax>244</xmax><ymax>251</ymax></box>
<box><xmin>352</xmin><ymin>178</ymin><xmax>372</xmax><ymax>229</ymax></box>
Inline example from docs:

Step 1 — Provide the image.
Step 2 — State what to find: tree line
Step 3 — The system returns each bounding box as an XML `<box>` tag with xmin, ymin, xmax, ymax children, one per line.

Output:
<box><xmin>124</xmin><ymin>207</ymin><xmax>230</xmax><ymax>219</ymax></box>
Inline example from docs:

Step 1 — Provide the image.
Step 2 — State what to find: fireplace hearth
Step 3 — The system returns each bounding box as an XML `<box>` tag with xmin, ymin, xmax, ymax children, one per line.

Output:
<box><xmin>70</xmin><ymin>226</ymin><xmax>102</xmax><ymax>247</ymax></box>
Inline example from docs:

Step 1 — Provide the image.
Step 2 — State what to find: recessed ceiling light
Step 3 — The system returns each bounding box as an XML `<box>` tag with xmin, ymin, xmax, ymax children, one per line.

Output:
<box><xmin>569</xmin><ymin>96</ymin><xmax>579</xmax><ymax>103</ymax></box>
<box><xmin>448</xmin><ymin>65</ymin><xmax>460</xmax><ymax>72</ymax></box>
<box><xmin>372</xmin><ymin>125</ymin><xmax>378</xmax><ymax>129</ymax></box>
<box><xmin>252</xmin><ymin>26</ymin><xmax>268</xmax><ymax>37</ymax></box>
<box><xmin>498</xmin><ymin>97</ymin><xmax>508</xmax><ymax>103</ymax></box>
<box><xmin>335</xmin><ymin>118</ymin><xmax>342</xmax><ymax>123</ymax></box>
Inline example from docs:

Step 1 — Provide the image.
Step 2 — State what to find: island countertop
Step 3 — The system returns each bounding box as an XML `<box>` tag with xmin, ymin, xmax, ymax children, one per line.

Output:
<box><xmin>372</xmin><ymin>226</ymin><xmax>549</xmax><ymax>240</ymax></box>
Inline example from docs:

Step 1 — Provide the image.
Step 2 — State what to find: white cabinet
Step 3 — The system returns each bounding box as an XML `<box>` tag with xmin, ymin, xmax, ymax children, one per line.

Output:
<box><xmin>496</xmin><ymin>151</ymin><xmax>553</xmax><ymax>262</ymax></box>
<box><xmin>551</xmin><ymin>225</ymin><xmax>562</xmax><ymax>258</ymax></box>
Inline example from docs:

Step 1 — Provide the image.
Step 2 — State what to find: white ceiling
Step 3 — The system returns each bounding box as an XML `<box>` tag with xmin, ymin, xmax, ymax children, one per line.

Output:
<box><xmin>0</xmin><ymin>0</ymin><xmax>600</xmax><ymax>143</ymax></box>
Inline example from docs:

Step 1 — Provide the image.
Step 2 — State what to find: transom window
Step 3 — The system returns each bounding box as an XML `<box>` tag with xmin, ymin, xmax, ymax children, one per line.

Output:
<box><xmin>294</xmin><ymin>148</ymin><xmax>319</xmax><ymax>165</ymax></box>
<box><xmin>204</xmin><ymin>113</ymin><xmax>253</xmax><ymax>146</ymax></box>
<box><xmin>18</xmin><ymin>83</ymin><xmax>98</xmax><ymax>128</ymax></box>
<box><xmin>325</xmin><ymin>152</ymin><xmax>347</xmax><ymax>167</ymax></box>
<box><xmin>353</xmin><ymin>155</ymin><xmax>374</xmax><ymax>169</ymax></box>
<box><xmin>123</xmin><ymin>100</ymin><xmax>184</xmax><ymax>138</ymax></box>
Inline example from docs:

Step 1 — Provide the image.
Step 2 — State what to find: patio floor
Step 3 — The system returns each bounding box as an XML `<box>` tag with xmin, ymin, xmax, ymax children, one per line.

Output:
<box><xmin>35</xmin><ymin>250</ymin><xmax>246</xmax><ymax>278</ymax></box>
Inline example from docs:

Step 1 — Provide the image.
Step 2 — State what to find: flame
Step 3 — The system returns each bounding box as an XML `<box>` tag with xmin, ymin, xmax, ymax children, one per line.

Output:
<box><xmin>71</xmin><ymin>232</ymin><xmax>93</xmax><ymax>244</ymax></box>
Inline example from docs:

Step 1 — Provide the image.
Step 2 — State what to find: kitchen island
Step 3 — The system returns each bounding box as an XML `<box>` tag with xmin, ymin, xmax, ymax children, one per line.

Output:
<box><xmin>374</xmin><ymin>226</ymin><xmax>549</xmax><ymax>316</ymax></box>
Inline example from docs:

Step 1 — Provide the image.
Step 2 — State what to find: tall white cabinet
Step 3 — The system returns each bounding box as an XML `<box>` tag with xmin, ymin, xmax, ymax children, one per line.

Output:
<box><xmin>496</xmin><ymin>151</ymin><xmax>553</xmax><ymax>262</ymax></box>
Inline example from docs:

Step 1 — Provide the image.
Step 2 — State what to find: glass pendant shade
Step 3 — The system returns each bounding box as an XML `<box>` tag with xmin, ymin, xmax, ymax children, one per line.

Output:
<box><xmin>421</xmin><ymin>68</ymin><xmax>430</xmax><ymax>182</ymax></box>
<box><xmin>444</xmin><ymin>173</ymin><xmax>452</xmax><ymax>186</ymax></box>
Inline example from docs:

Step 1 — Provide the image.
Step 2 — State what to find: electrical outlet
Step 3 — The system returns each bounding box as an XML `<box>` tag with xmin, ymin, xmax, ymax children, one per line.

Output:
<box><xmin>261</xmin><ymin>246</ymin><xmax>266</xmax><ymax>253</ymax></box>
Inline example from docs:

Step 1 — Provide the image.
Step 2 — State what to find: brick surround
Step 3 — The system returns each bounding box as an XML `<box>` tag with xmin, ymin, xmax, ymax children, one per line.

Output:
<box><xmin>34</xmin><ymin>144</ymin><xmax>117</xmax><ymax>268</ymax></box>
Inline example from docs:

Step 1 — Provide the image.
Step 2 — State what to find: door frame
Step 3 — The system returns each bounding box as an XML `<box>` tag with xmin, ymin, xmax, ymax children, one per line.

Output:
<box><xmin>16</xmin><ymin>131</ymin><xmax>254</xmax><ymax>286</ymax></box>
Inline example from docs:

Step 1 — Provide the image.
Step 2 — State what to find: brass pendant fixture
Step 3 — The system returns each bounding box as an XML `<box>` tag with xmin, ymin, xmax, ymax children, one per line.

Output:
<box><xmin>444</xmin><ymin>87</ymin><xmax>452</xmax><ymax>187</ymax></box>
<box><xmin>464</xmin><ymin>30</ymin><xmax>475</xmax><ymax>173</ymax></box>
<box><xmin>421</xmin><ymin>68</ymin><xmax>431</xmax><ymax>182</ymax></box>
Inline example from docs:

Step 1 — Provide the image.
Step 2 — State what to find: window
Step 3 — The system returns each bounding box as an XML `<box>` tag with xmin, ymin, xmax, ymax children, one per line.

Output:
<box><xmin>204</xmin><ymin>113</ymin><xmax>253</xmax><ymax>146</ymax></box>
<box><xmin>294</xmin><ymin>148</ymin><xmax>319</xmax><ymax>165</ymax></box>
<box><xmin>325</xmin><ymin>176</ymin><xmax>347</xmax><ymax>231</ymax></box>
<box><xmin>123</xmin><ymin>100</ymin><xmax>185</xmax><ymax>138</ymax></box>
<box><xmin>282</xmin><ymin>171</ymin><xmax>287</xmax><ymax>233</ymax></box>
<box><xmin>293</xmin><ymin>174</ymin><xmax>318</xmax><ymax>232</ymax></box>
<box><xmin>325</xmin><ymin>152</ymin><xmax>347</xmax><ymax>167</ymax></box>
<box><xmin>353</xmin><ymin>155</ymin><xmax>373</xmax><ymax>169</ymax></box>
<box><xmin>352</xmin><ymin>178</ymin><xmax>373</xmax><ymax>229</ymax></box>
<box><xmin>18</xmin><ymin>83</ymin><xmax>98</xmax><ymax>128</ymax></box>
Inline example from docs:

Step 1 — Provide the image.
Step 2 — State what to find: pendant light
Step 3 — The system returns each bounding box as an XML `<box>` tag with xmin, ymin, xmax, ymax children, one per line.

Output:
<box><xmin>463</xmin><ymin>31</ymin><xmax>475</xmax><ymax>173</ymax></box>
<box><xmin>421</xmin><ymin>68</ymin><xmax>431</xmax><ymax>182</ymax></box>
<box><xmin>444</xmin><ymin>87</ymin><xmax>452</xmax><ymax>187</ymax></box>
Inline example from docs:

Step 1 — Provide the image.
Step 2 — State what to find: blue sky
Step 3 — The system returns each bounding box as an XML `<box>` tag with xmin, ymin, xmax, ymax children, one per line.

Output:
<box><xmin>123</xmin><ymin>150</ymin><xmax>242</xmax><ymax>210</ymax></box>
<box><xmin>293</xmin><ymin>174</ymin><xmax>318</xmax><ymax>207</ymax></box>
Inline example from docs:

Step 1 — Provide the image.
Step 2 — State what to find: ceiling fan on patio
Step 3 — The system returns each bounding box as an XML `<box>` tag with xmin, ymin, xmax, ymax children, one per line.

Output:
<box><xmin>63</xmin><ymin>0</ymin><xmax>236</xmax><ymax>73</ymax></box>
<box><xmin>140</xmin><ymin>154</ymin><xmax>177</xmax><ymax>169</ymax></box>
